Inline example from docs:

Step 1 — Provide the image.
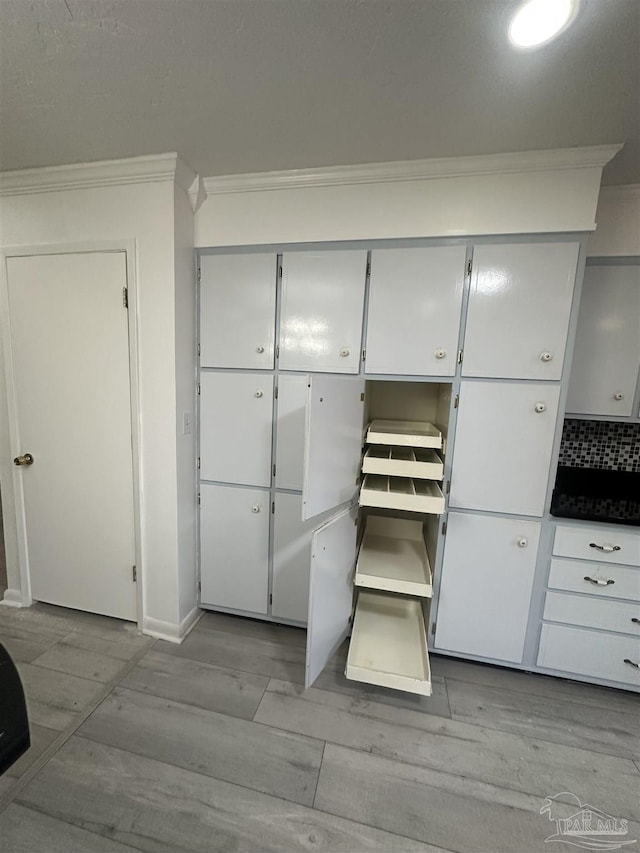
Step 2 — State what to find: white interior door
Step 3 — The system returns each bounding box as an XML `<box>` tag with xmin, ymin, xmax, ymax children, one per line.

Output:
<box><xmin>200</xmin><ymin>483</ymin><xmax>269</xmax><ymax>614</ymax></box>
<box><xmin>366</xmin><ymin>246</ymin><xmax>466</xmax><ymax>376</ymax></box>
<box><xmin>462</xmin><ymin>242</ymin><xmax>578</xmax><ymax>379</ymax></box>
<box><xmin>305</xmin><ymin>505</ymin><xmax>358</xmax><ymax>688</ymax></box>
<box><xmin>199</xmin><ymin>253</ymin><xmax>277</xmax><ymax>369</ymax></box>
<box><xmin>302</xmin><ymin>374</ymin><xmax>365</xmax><ymax>521</ymax></box>
<box><xmin>275</xmin><ymin>374</ymin><xmax>308</xmax><ymax>491</ymax></box>
<box><xmin>279</xmin><ymin>250</ymin><xmax>367</xmax><ymax>373</ymax></box>
<box><xmin>200</xmin><ymin>372</ymin><xmax>274</xmax><ymax>487</ymax></box>
<box><xmin>5</xmin><ymin>252</ymin><xmax>137</xmax><ymax>620</ymax></box>
<box><xmin>435</xmin><ymin>512</ymin><xmax>540</xmax><ymax>663</ymax></box>
<box><xmin>449</xmin><ymin>380</ymin><xmax>560</xmax><ymax>517</ymax></box>
<box><xmin>272</xmin><ymin>492</ymin><xmax>315</xmax><ymax>623</ymax></box>
<box><xmin>566</xmin><ymin>264</ymin><xmax>640</xmax><ymax>417</ymax></box>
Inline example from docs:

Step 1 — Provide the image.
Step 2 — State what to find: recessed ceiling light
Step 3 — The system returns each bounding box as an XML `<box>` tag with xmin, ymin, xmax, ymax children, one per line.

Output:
<box><xmin>509</xmin><ymin>0</ymin><xmax>580</xmax><ymax>49</ymax></box>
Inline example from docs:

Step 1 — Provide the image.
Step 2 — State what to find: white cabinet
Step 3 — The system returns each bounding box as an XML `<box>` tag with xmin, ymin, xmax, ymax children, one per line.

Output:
<box><xmin>279</xmin><ymin>250</ymin><xmax>367</xmax><ymax>373</ymax></box>
<box><xmin>449</xmin><ymin>380</ymin><xmax>560</xmax><ymax>517</ymax></box>
<box><xmin>200</xmin><ymin>484</ymin><xmax>270</xmax><ymax>614</ymax></box>
<box><xmin>463</xmin><ymin>242</ymin><xmax>578</xmax><ymax>380</ymax></box>
<box><xmin>200</xmin><ymin>253</ymin><xmax>277</xmax><ymax>369</ymax></box>
<box><xmin>366</xmin><ymin>246</ymin><xmax>466</xmax><ymax>376</ymax></box>
<box><xmin>200</xmin><ymin>372</ymin><xmax>274</xmax><ymax>487</ymax></box>
<box><xmin>435</xmin><ymin>513</ymin><xmax>541</xmax><ymax>663</ymax></box>
<box><xmin>566</xmin><ymin>264</ymin><xmax>640</xmax><ymax>417</ymax></box>
<box><xmin>272</xmin><ymin>493</ymin><xmax>315</xmax><ymax>624</ymax></box>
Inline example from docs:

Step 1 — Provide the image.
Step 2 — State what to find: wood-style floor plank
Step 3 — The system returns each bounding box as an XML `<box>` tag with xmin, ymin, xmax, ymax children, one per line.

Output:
<box><xmin>78</xmin><ymin>686</ymin><xmax>323</xmax><ymax>806</ymax></box>
<box><xmin>254</xmin><ymin>678</ymin><xmax>640</xmax><ymax>821</ymax></box>
<box><xmin>4</xmin><ymin>723</ymin><xmax>59</xmax><ymax>779</ymax></box>
<box><xmin>16</xmin><ymin>662</ymin><xmax>107</xmax><ymax>731</ymax></box>
<box><xmin>120</xmin><ymin>650</ymin><xmax>269</xmax><ymax>720</ymax></box>
<box><xmin>199</xmin><ymin>610</ymin><xmax>307</xmax><ymax>647</ymax></box>
<box><xmin>32</xmin><ymin>641</ymin><xmax>133</xmax><ymax>684</ymax></box>
<box><xmin>16</xmin><ymin>736</ymin><xmax>436</xmax><ymax>852</ymax></box>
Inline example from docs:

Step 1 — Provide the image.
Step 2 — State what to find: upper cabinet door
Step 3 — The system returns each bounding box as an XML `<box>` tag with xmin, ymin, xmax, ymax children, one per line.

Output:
<box><xmin>566</xmin><ymin>264</ymin><xmax>640</xmax><ymax>417</ymax></box>
<box><xmin>200</xmin><ymin>253</ymin><xmax>277</xmax><ymax>369</ymax></box>
<box><xmin>449</xmin><ymin>380</ymin><xmax>560</xmax><ymax>517</ymax></box>
<box><xmin>200</xmin><ymin>372</ymin><xmax>274</xmax><ymax>487</ymax></box>
<box><xmin>279</xmin><ymin>250</ymin><xmax>367</xmax><ymax>373</ymax></box>
<box><xmin>366</xmin><ymin>246</ymin><xmax>466</xmax><ymax>376</ymax></box>
<box><xmin>462</xmin><ymin>243</ymin><xmax>579</xmax><ymax>380</ymax></box>
<box><xmin>302</xmin><ymin>374</ymin><xmax>365</xmax><ymax>521</ymax></box>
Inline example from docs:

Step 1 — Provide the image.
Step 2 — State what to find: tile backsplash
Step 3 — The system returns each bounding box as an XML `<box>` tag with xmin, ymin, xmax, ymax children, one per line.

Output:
<box><xmin>559</xmin><ymin>419</ymin><xmax>640</xmax><ymax>472</ymax></box>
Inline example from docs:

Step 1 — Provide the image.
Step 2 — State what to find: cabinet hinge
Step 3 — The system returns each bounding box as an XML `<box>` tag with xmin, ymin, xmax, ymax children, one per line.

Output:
<box><xmin>445</xmin><ymin>479</ymin><xmax>451</xmax><ymax>495</ymax></box>
<box><xmin>442</xmin><ymin>520</ymin><xmax>447</xmax><ymax>535</ymax></box>
<box><xmin>132</xmin><ymin>565</ymin><xmax>137</xmax><ymax>583</ymax></box>
<box><xmin>457</xmin><ymin>350</ymin><xmax>463</xmax><ymax>364</ymax></box>
<box><xmin>122</xmin><ymin>287</ymin><xmax>128</xmax><ymax>309</ymax></box>
<box><xmin>197</xmin><ymin>343</ymin><xmax>201</xmax><ymax>357</ymax></box>
<box><xmin>269</xmin><ymin>593</ymin><xmax>273</xmax><ymax>605</ymax></box>
<box><xmin>197</xmin><ymin>492</ymin><xmax>201</xmax><ymax>505</ymax></box>
<box><xmin>198</xmin><ymin>580</ymin><xmax>201</xmax><ymax>594</ymax></box>
<box><xmin>276</xmin><ymin>345</ymin><xmax>280</xmax><ymax>359</ymax></box>
<box><xmin>431</xmin><ymin>621</ymin><xmax>436</xmax><ymax>636</ymax></box>
<box><xmin>366</xmin><ymin>262</ymin><xmax>371</xmax><ymax>277</ymax></box>
<box><xmin>197</xmin><ymin>267</ymin><xmax>202</xmax><ymax>282</ymax></box>
<box><xmin>196</xmin><ymin>383</ymin><xmax>201</xmax><ymax>396</ymax></box>
<box><xmin>278</xmin><ymin>265</ymin><xmax>282</xmax><ymax>279</ymax></box>
<box><xmin>360</xmin><ymin>392</ymin><xmax>365</xmax><ymax>402</ymax></box>
<box><xmin>271</xmin><ymin>501</ymin><xmax>275</xmax><ymax>514</ymax></box>
<box><xmin>467</xmin><ymin>259</ymin><xmax>472</xmax><ymax>276</ymax></box>
<box><xmin>454</xmin><ymin>393</ymin><xmax>459</xmax><ymax>409</ymax></box>
<box><xmin>272</xmin><ymin>463</ymin><xmax>276</xmax><ymax>477</ymax></box>
<box><xmin>362</xmin><ymin>348</ymin><xmax>366</xmax><ymax>362</ymax></box>
<box><xmin>197</xmin><ymin>457</ymin><xmax>201</xmax><ymax>470</ymax></box>
<box><xmin>274</xmin><ymin>386</ymin><xmax>278</xmax><ymax>399</ymax></box>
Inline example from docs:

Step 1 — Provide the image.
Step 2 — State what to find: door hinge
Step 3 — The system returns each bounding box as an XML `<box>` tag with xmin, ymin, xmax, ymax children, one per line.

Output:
<box><xmin>197</xmin><ymin>457</ymin><xmax>201</xmax><ymax>470</ymax></box>
<box><xmin>467</xmin><ymin>259</ymin><xmax>472</xmax><ymax>276</ymax></box>
<box><xmin>274</xmin><ymin>386</ymin><xmax>278</xmax><ymax>399</ymax></box>
<box><xmin>362</xmin><ymin>348</ymin><xmax>366</xmax><ymax>362</ymax></box>
<box><xmin>271</xmin><ymin>501</ymin><xmax>275</xmax><ymax>514</ymax></box>
<box><xmin>431</xmin><ymin>621</ymin><xmax>436</xmax><ymax>636</ymax></box>
<box><xmin>457</xmin><ymin>349</ymin><xmax>463</xmax><ymax>364</ymax></box>
<box><xmin>122</xmin><ymin>287</ymin><xmax>129</xmax><ymax>309</ymax></box>
<box><xmin>132</xmin><ymin>565</ymin><xmax>137</xmax><ymax>583</ymax></box>
<box><xmin>276</xmin><ymin>344</ymin><xmax>280</xmax><ymax>359</ymax></box>
<box><xmin>272</xmin><ymin>463</ymin><xmax>276</xmax><ymax>477</ymax></box>
<box><xmin>198</xmin><ymin>580</ymin><xmax>201</xmax><ymax>594</ymax></box>
<box><xmin>445</xmin><ymin>479</ymin><xmax>451</xmax><ymax>495</ymax></box>
<box><xmin>366</xmin><ymin>262</ymin><xmax>371</xmax><ymax>277</ymax></box>
<box><xmin>197</xmin><ymin>343</ymin><xmax>201</xmax><ymax>357</ymax></box>
<box><xmin>278</xmin><ymin>265</ymin><xmax>282</xmax><ymax>279</ymax></box>
<box><xmin>196</xmin><ymin>383</ymin><xmax>201</xmax><ymax>396</ymax></box>
<box><xmin>360</xmin><ymin>392</ymin><xmax>365</xmax><ymax>402</ymax></box>
<box><xmin>197</xmin><ymin>492</ymin><xmax>201</xmax><ymax>505</ymax></box>
<box><xmin>454</xmin><ymin>393</ymin><xmax>459</xmax><ymax>409</ymax></box>
<box><xmin>269</xmin><ymin>593</ymin><xmax>273</xmax><ymax>605</ymax></box>
<box><xmin>442</xmin><ymin>520</ymin><xmax>447</xmax><ymax>535</ymax></box>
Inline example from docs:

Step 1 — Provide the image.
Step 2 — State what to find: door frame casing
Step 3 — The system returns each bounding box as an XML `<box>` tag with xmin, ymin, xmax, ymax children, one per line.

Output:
<box><xmin>0</xmin><ymin>240</ymin><xmax>143</xmax><ymax>627</ymax></box>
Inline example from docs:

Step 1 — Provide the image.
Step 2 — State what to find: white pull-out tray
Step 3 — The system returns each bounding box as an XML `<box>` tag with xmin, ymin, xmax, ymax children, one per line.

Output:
<box><xmin>355</xmin><ymin>516</ymin><xmax>432</xmax><ymax>597</ymax></box>
<box><xmin>362</xmin><ymin>446</ymin><xmax>444</xmax><ymax>480</ymax></box>
<box><xmin>346</xmin><ymin>590</ymin><xmax>432</xmax><ymax>695</ymax></box>
<box><xmin>366</xmin><ymin>419</ymin><xmax>442</xmax><ymax>449</ymax></box>
<box><xmin>360</xmin><ymin>475</ymin><xmax>445</xmax><ymax>514</ymax></box>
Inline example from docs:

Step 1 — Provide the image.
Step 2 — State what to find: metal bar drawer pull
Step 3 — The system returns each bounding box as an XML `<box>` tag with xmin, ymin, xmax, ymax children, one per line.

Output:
<box><xmin>584</xmin><ymin>576</ymin><xmax>615</xmax><ymax>586</ymax></box>
<box><xmin>589</xmin><ymin>542</ymin><xmax>621</xmax><ymax>553</ymax></box>
<box><xmin>623</xmin><ymin>659</ymin><xmax>639</xmax><ymax>669</ymax></box>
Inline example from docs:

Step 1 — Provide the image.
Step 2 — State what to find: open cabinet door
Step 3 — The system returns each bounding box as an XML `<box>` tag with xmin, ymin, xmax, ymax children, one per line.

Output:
<box><xmin>305</xmin><ymin>506</ymin><xmax>358</xmax><ymax>688</ymax></box>
<box><xmin>302</xmin><ymin>374</ymin><xmax>365</xmax><ymax>521</ymax></box>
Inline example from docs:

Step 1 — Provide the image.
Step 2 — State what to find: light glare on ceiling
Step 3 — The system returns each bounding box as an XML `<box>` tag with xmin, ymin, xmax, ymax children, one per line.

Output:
<box><xmin>509</xmin><ymin>0</ymin><xmax>579</xmax><ymax>49</ymax></box>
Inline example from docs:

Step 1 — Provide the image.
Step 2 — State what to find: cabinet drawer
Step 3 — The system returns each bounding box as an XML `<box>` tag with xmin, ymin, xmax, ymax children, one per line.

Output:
<box><xmin>543</xmin><ymin>591</ymin><xmax>640</xmax><ymax>636</ymax></box>
<box><xmin>537</xmin><ymin>623</ymin><xmax>640</xmax><ymax>689</ymax></box>
<box><xmin>548</xmin><ymin>558</ymin><xmax>640</xmax><ymax>602</ymax></box>
<box><xmin>346</xmin><ymin>590</ymin><xmax>432</xmax><ymax>696</ymax></box>
<box><xmin>359</xmin><ymin>475</ymin><xmax>445</xmax><ymax>514</ymax></box>
<box><xmin>362</xmin><ymin>446</ymin><xmax>443</xmax><ymax>480</ymax></box>
<box><xmin>553</xmin><ymin>524</ymin><xmax>640</xmax><ymax>567</ymax></box>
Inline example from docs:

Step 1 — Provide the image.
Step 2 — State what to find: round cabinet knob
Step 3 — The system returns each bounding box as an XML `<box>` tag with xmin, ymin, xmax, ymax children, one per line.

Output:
<box><xmin>251</xmin><ymin>504</ymin><xmax>261</xmax><ymax>513</ymax></box>
<box><xmin>614</xmin><ymin>391</ymin><xmax>625</xmax><ymax>401</ymax></box>
<box><xmin>339</xmin><ymin>348</ymin><xmax>350</xmax><ymax>357</ymax></box>
<box><xmin>254</xmin><ymin>390</ymin><xmax>263</xmax><ymax>398</ymax></box>
<box><xmin>434</xmin><ymin>348</ymin><xmax>446</xmax><ymax>359</ymax></box>
<box><xmin>256</xmin><ymin>345</ymin><xmax>265</xmax><ymax>354</ymax></box>
<box><xmin>539</xmin><ymin>351</ymin><xmax>553</xmax><ymax>363</ymax></box>
<box><xmin>534</xmin><ymin>402</ymin><xmax>546</xmax><ymax>413</ymax></box>
<box><xmin>517</xmin><ymin>537</ymin><xmax>528</xmax><ymax>548</ymax></box>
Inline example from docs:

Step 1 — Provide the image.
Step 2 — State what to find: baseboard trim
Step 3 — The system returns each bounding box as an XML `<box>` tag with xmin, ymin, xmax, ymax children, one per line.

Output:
<box><xmin>0</xmin><ymin>588</ymin><xmax>27</xmax><ymax>607</ymax></box>
<box><xmin>142</xmin><ymin>606</ymin><xmax>203</xmax><ymax>644</ymax></box>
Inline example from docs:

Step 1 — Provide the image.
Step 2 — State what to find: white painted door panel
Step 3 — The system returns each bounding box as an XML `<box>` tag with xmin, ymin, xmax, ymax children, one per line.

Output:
<box><xmin>450</xmin><ymin>381</ymin><xmax>560</xmax><ymax>517</ymax></box>
<box><xmin>200</xmin><ymin>253</ymin><xmax>277</xmax><ymax>369</ymax></box>
<box><xmin>566</xmin><ymin>264</ymin><xmax>640</xmax><ymax>416</ymax></box>
<box><xmin>463</xmin><ymin>243</ymin><xmax>578</xmax><ymax>379</ymax></box>
<box><xmin>272</xmin><ymin>492</ymin><xmax>315</xmax><ymax>623</ymax></box>
<box><xmin>435</xmin><ymin>513</ymin><xmax>540</xmax><ymax>663</ymax></box>
<box><xmin>366</xmin><ymin>246</ymin><xmax>466</xmax><ymax>376</ymax></box>
<box><xmin>6</xmin><ymin>252</ymin><xmax>136</xmax><ymax>620</ymax></box>
<box><xmin>200</xmin><ymin>483</ymin><xmax>269</xmax><ymax>614</ymax></box>
<box><xmin>275</xmin><ymin>374</ymin><xmax>308</xmax><ymax>491</ymax></box>
<box><xmin>279</xmin><ymin>250</ymin><xmax>367</xmax><ymax>373</ymax></box>
<box><xmin>305</xmin><ymin>506</ymin><xmax>358</xmax><ymax>687</ymax></box>
<box><xmin>537</xmin><ymin>623</ymin><xmax>640</xmax><ymax>688</ymax></box>
<box><xmin>302</xmin><ymin>374</ymin><xmax>365</xmax><ymax>521</ymax></box>
<box><xmin>200</xmin><ymin>372</ymin><xmax>273</xmax><ymax>487</ymax></box>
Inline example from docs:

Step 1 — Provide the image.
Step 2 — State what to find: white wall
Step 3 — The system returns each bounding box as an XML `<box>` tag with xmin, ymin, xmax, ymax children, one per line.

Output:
<box><xmin>0</xmin><ymin>177</ymin><xmax>195</xmax><ymax>637</ymax></box>
<box><xmin>195</xmin><ymin>167</ymin><xmax>604</xmax><ymax>247</ymax></box>
<box><xmin>588</xmin><ymin>185</ymin><xmax>640</xmax><ymax>256</ymax></box>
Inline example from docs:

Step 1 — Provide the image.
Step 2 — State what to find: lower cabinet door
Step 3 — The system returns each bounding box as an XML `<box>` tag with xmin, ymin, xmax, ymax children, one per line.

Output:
<box><xmin>435</xmin><ymin>513</ymin><xmax>540</xmax><ymax>663</ymax></box>
<box><xmin>200</xmin><ymin>484</ymin><xmax>269</xmax><ymax>614</ymax></box>
<box><xmin>272</xmin><ymin>493</ymin><xmax>314</xmax><ymax>623</ymax></box>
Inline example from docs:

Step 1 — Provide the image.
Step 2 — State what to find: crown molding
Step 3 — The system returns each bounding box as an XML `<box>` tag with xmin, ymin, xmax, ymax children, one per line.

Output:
<box><xmin>0</xmin><ymin>153</ymin><xmax>199</xmax><ymax>197</ymax></box>
<box><xmin>597</xmin><ymin>183</ymin><xmax>640</xmax><ymax>203</ymax></box>
<box><xmin>202</xmin><ymin>144</ymin><xmax>623</xmax><ymax>196</ymax></box>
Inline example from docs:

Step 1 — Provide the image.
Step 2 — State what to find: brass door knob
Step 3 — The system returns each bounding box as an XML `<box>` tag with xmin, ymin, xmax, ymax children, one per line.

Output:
<box><xmin>13</xmin><ymin>453</ymin><xmax>34</xmax><ymax>466</ymax></box>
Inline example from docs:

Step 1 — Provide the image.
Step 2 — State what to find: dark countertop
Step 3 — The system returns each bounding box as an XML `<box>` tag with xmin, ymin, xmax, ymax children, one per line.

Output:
<box><xmin>551</xmin><ymin>467</ymin><xmax>640</xmax><ymax>527</ymax></box>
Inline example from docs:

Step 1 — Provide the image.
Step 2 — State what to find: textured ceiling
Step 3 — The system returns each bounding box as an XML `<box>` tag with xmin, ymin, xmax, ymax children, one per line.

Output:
<box><xmin>0</xmin><ymin>0</ymin><xmax>638</xmax><ymax>184</ymax></box>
